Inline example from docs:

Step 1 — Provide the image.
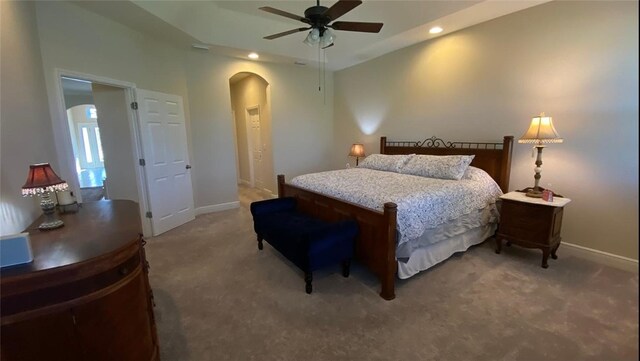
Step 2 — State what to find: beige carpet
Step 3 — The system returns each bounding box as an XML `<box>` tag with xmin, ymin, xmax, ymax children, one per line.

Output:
<box><xmin>145</xmin><ymin>186</ymin><xmax>638</xmax><ymax>361</ymax></box>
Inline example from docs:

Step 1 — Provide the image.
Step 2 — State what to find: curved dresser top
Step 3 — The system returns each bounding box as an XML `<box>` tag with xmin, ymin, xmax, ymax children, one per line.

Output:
<box><xmin>1</xmin><ymin>200</ymin><xmax>142</xmax><ymax>290</ymax></box>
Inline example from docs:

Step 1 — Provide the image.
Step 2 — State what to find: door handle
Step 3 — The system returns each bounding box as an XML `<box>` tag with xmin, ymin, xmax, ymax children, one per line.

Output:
<box><xmin>186</xmin><ymin>165</ymin><xmax>192</xmax><ymax>169</ymax></box>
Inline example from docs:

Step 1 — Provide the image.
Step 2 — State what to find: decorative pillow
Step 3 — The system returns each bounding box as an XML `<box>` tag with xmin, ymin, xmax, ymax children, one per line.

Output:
<box><xmin>358</xmin><ymin>154</ymin><xmax>414</xmax><ymax>173</ymax></box>
<box><xmin>462</xmin><ymin>166</ymin><xmax>490</xmax><ymax>181</ymax></box>
<box><xmin>400</xmin><ymin>154</ymin><xmax>475</xmax><ymax>180</ymax></box>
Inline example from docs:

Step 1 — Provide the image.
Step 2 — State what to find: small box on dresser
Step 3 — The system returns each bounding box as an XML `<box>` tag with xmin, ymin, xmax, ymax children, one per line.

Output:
<box><xmin>495</xmin><ymin>191</ymin><xmax>571</xmax><ymax>268</ymax></box>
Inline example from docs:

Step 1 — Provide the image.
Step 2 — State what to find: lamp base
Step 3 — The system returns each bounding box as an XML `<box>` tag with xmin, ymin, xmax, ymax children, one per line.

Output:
<box><xmin>39</xmin><ymin>219</ymin><xmax>64</xmax><ymax>230</ymax></box>
<box><xmin>39</xmin><ymin>192</ymin><xmax>64</xmax><ymax>231</ymax></box>
<box><xmin>518</xmin><ymin>186</ymin><xmax>564</xmax><ymax>198</ymax></box>
<box><xmin>525</xmin><ymin>190</ymin><xmax>544</xmax><ymax>198</ymax></box>
<box><xmin>517</xmin><ymin>186</ymin><xmax>544</xmax><ymax>198</ymax></box>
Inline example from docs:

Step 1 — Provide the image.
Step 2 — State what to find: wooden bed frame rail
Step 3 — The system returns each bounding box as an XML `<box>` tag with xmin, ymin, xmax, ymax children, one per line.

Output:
<box><xmin>277</xmin><ymin>135</ymin><xmax>513</xmax><ymax>301</ymax></box>
<box><xmin>277</xmin><ymin>174</ymin><xmax>398</xmax><ymax>300</ymax></box>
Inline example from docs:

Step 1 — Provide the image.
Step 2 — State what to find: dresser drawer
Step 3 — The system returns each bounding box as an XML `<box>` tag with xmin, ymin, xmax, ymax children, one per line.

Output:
<box><xmin>1</xmin><ymin>250</ymin><xmax>141</xmax><ymax>319</ymax></box>
<box><xmin>499</xmin><ymin>199</ymin><xmax>557</xmax><ymax>246</ymax></box>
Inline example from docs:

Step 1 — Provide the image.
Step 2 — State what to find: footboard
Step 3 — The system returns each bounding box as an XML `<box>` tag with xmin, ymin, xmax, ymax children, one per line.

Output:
<box><xmin>278</xmin><ymin>175</ymin><xmax>397</xmax><ymax>300</ymax></box>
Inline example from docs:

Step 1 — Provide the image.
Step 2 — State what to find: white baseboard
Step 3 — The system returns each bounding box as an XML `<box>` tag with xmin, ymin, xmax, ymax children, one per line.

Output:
<box><xmin>195</xmin><ymin>201</ymin><xmax>240</xmax><ymax>216</ymax></box>
<box><xmin>238</xmin><ymin>179</ymin><xmax>250</xmax><ymax>186</ymax></box>
<box><xmin>561</xmin><ymin>241</ymin><xmax>638</xmax><ymax>273</ymax></box>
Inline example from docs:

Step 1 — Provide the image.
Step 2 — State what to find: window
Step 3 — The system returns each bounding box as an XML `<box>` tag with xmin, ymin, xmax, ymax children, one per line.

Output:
<box><xmin>86</xmin><ymin>106</ymin><xmax>98</xmax><ymax>119</ymax></box>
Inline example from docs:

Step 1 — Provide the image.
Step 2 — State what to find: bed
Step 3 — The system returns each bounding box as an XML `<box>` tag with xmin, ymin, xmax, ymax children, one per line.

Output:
<box><xmin>277</xmin><ymin>135</ymin><xmax>513</xmax><ymax>300</ymax></box>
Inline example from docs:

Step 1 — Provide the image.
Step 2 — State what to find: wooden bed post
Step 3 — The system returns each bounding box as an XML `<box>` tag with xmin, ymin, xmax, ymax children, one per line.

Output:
<box><xmin>380</xmin><ymin>202</ymin><xmax>397</xmax><ymax>300</ymax></box>
<box><xmin>277</xmin><ymin>174</ymin><xmax>285</xmax><ymax>198</ymax></box>
<box><xmin>380</xmin><ymin>137</ymin><xmax>387</xmax><ymax>154</ymax></box>
<box><xmin>499</xmin><ymin>136</ymin><xmax>514</xmax><ymax>193</ymax></box>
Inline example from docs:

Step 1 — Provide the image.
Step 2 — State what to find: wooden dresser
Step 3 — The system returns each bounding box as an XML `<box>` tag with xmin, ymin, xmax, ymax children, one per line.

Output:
<box><xmin>0</xmin><ymin>200</ymin><xmax>159</xmax><ymax>361</ymax></box>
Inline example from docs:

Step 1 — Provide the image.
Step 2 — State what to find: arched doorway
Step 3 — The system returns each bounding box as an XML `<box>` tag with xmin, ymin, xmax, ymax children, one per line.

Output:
<box><xmin>228</xmin><ymin>72</ymin><xmax>274</xmax><ymax>202</ymax></box>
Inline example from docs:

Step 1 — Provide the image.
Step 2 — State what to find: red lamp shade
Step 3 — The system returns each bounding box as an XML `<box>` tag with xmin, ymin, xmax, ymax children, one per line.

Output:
<box><xmin>22</xmin><ymin>163</ymin><xmax>68</xmax><ymax>196</ymax></box>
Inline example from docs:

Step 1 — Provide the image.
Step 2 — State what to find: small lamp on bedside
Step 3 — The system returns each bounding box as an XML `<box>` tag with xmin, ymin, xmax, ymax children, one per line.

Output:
<box><xmin>22</xmin><ymin>163</ymin><xmax>69</xmax><ymax>230</ymax></box>
<box><xmin>348</xmin><ymin>143</ymin><xmax>365</xmax><ymax>166</ymax></box>
<box><xmin>518</xmin><ymin>113</ymin><xmax>563</xmax><ymax>198</ymax></box>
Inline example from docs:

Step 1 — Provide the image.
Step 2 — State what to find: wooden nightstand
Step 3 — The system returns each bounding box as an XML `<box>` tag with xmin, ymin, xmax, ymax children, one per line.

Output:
<box><xmin>495</xmin><ymin>191</ymin><xmax>571</xmax><ymax>268</ymax></box>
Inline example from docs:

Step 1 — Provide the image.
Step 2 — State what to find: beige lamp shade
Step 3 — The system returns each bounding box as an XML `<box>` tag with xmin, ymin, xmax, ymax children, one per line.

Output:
<box><xmin>348</xmin><ymin>144</ymin><xmax>366</xmax><ymax>158</ymax></box>
<box><xmin>518</xmin><ymin>113</ymin><xmax>563</xmax><ymax>144</ymax></box>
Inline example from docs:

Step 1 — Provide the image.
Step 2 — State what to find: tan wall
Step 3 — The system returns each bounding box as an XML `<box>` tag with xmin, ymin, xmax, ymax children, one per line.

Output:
<box><xmin>0</xmin><ymin>1</ymin><xmax>59</xmax><ymax>235</ymax></box>
<box><xmin>230</xmin><ymin>74</ymin><xmax>273</xmax><ymax>192</ymax></box>
<box><xmin>185</xmin><ymin>52</ymin><xmax>334</xmax><ymax>206</ymax></box>
<box><xmin>34</xmin><ymin>1</ymin><xmax>192</xmax><ymax>206</ymax></box>
<box><xmin>18</xmin><ymin>1</ymin><xmax>333</xmax><ymax>214</ymax></box>
<box><xmin>64</xmin><ymin>93</ymin><xmax>95</xmax><ymax>110</ymax></box>
<box><xmin>92</xmin><ymin>84</ymin><xmax>139</xmax><ymax>202</ymax></box>
<box><xmin>333</xmin><ymin>1</ymin><xmax>638</xmax><ymax>259</ymax></box>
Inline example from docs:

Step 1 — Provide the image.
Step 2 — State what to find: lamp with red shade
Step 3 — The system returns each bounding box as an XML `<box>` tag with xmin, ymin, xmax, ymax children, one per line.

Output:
<box><xmin>22</xmin><ymin>163</ymin><xmax>69</xmax><ymax>230</ymax></box>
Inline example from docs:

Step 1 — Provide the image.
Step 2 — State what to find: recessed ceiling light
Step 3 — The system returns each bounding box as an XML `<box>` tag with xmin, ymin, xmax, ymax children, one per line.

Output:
<box><xmin>248</xmin><ymin>52</ymin><xmax>259</xmax><ymax>59</ymax></box>
<box><xmin>429</xmin><ymin>26</ymin><xmax>443</xmax><ymax>34</ymax></box>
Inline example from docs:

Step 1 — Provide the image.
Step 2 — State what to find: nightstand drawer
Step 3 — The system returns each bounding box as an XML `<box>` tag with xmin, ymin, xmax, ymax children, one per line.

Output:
<box><xmin>496</xmin><ymin>191</ymin><xmax>570</xmax><ymax>269</ymax></box>
<box><xmin>499</xmin><ymin>200</ymin><xmax>555</xmax><ymax>245</ymax></box>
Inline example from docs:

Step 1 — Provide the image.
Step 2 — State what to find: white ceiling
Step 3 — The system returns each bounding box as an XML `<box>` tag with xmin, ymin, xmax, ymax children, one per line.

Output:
<box><xmin>76</xmin><ymin>0</ymin><xmax>550</xmax><ymax>71</ymax></box>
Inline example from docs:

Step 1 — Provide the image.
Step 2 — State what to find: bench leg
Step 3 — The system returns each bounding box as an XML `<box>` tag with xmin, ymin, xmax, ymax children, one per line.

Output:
<box><xmin>305</xmin><ymin>272</ymin><xmax>313</xmax><ymax>294</ymax></box>
<box><xmin>257</xmin><ymin>235</ymin><xmax>263</xmax><ymax>250</ymax></box>
<box><xmin>342</xmin><ymin>259</ymin><xmax>351</xmax><ymax>278</ymax></box>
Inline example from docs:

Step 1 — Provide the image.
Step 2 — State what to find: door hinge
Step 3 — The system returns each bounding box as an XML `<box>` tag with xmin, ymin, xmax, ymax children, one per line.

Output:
<box><xmin>146</xmin><ymin>211</ymin><xmax>152</xmax><ymax>219</ymax></box>
<box><xmin>139</xmin><ymin>159</ymin><xmax>146</xmax><ymax>166</ymax></box>
<box><xmin>131</xmin><ymin>102</ymin><xmax>138</xmax><ymax>110</ymax></box>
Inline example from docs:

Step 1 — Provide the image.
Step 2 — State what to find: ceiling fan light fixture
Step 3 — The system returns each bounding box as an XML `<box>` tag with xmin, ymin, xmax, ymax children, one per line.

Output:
<box><xmin>320</xmin><ymin>28</ymin><xmax>335</xmax><ymax>48</ymax></box>
<box><xmin>303</xmin><ymin>28</ymin><xmax>321</xmax><ymax>46</ymax></box>
<box><xmin>261</xmin><ymin>0</ymin><xmax>383</xmax><ymax>50</ymax></box>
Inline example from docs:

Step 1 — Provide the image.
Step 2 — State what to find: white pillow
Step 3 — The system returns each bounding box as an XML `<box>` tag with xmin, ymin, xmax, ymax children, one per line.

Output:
<box><xmin>400</xmin><ymin>154</ymin><xmax>475</xmax><ymax>180</ymax></box>
<box><xmin>358</xmin><ymin>154</ymin><xmax>414</xmax><ymax>173</ymax></box>
<box><xmin>462</xmin><ymin>166</ymin><xmax>490</xmax><ymax>181</ymax></box>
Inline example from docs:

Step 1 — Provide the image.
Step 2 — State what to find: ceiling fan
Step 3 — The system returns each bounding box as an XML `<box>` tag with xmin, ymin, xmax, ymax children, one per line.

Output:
<box><xmin>260</xmin><ymin>0</ymin><xmax>383</xmax><ymax>49</ymax></box>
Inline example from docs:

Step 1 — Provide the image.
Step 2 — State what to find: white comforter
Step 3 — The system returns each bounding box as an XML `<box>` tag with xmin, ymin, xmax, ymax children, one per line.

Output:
<box><xmin>290</xmin><ymin>167</ymin><xmax>502</xmax><ymax>246</ymax></box>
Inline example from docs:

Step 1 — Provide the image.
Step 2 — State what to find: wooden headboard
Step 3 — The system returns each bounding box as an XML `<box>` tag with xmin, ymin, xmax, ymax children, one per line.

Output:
<box><xmin>380</xmin><ymin>136</ymin><xmax>514</xmax><ymax>192</ymax></box>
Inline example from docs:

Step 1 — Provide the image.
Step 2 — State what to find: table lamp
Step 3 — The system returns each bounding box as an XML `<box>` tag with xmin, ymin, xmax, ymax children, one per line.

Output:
<box><xmin>349</xmin><ymin>144</ymin><xmax>365</xmax><ymax>166</ymax></box>
<box><xmin>518</xmin><ymin>113</ymin><xmax>563</xmax><ymax>197</ymax></box>
<box><xmin>22</xmin><ymin>163</ymin><xmax>69</xmax><ymax>230</ymax></box>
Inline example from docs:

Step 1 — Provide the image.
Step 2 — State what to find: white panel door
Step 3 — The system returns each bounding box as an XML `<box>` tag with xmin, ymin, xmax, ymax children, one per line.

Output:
<box><xmin>247</xmin><ymin>107</ymin><xmax>263</xmax><ymax>189</ymax></box>
<box><xmin>135</xmin><ymin>89</ymin><xmax>195</xmax><ymax>236</ymax></box>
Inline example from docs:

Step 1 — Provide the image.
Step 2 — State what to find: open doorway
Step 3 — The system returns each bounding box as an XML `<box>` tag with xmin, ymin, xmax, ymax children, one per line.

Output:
<box><xmin>61</xmin><ymin>77</ymin><xmax>139</xmax><ymax>203</ymax></box>
<box><xmin>62</xmin><ymin>78</ymin><xmax>106</xmax><ymax>201</ymax></box>
<box><xmin>56</xmin><ymin>71</ymin><xmax>196</xmax><ymax>237</ymax></box>
<box><xmin>229</xmin><ymin>72</ymin><xmax>275</xmax><ymax>205</ymax></box>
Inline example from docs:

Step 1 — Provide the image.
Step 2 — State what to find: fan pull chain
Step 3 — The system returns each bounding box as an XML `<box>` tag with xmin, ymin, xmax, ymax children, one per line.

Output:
<box><xmin>323</xmin><ymin>49</ymin><xmax>327</xmax><ymax>104</ymax></box>
<box><xmin>318</xmin><ymin>43</ymin><xmax>322</xmax><ymax>92</ymax></box>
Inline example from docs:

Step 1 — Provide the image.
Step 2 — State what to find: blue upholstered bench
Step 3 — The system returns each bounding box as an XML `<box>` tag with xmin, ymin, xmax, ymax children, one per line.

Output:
<box><xmin>250</xmin><ymin>197</ymin><xmax>358</xmax><ymax>294</ymax></box>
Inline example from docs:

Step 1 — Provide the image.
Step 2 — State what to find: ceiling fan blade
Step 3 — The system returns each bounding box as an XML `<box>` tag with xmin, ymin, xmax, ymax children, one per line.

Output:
<box><xmin>259</xmin><ymin>7</ymin><xmax>309</xmax><ymax>24</ymax></box>
<box><xmin>263</xmin><ymin>27</ymin><xmax>310</xmax><ymax>40</ymax></box>
<box><xmin>324</xmin><ymin>0</ymin><xmax>362</xmax><ymax>21</ymax></box>
<box><xmin>331</xmin><ymin>21</ymin><xmax>383</xmax><ymax>33</ymax></box>
<box><xmin>322</xmin><ymin>43</ymin><xmax>335</xmax><ymax>50</ymax></box>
